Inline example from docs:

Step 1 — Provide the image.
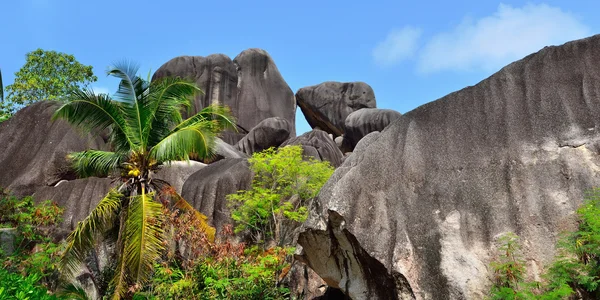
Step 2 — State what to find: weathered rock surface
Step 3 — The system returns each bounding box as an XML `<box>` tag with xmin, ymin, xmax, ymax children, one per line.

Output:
<box><xmin>342</xmin><ymin>108</ymin><xmax>402</xmax><ymax>152</ymax></box>
<box><xmin>153</xmin><ymin>49</ymin><xmax>296</xmax><ymax>144</ymax></box>
<box><xmin>296</xmin><ymin>82</ymin><xmax>376</xmax><ymax>137</ymax></box>
<box><xmin>154</xmin><ymin>161</ymin><xmax>207</xmax><ymax>195</ymax></box>
<box><xmin>234</xmin><ymin>48</ymin><xmax>296</xmax><ymax>138</ymax></box>
<box><xmin>236</xmin><ymin>117</ymin><xmax>293</xmax><ymax>155</ymax></box>
<box><xmin>34</xmin><ymin>178</ymin><xmax>114</xmax><ymax>231</ymax></box>
<box><xmin>0</xmin><ymin>228</ymin><xmax>17</xmax><ymax>256</ymax></box>
<box><xmin>214</xmin><ymin>138</ymin><xmax>249</xmax><ymax>160</ymax></box>
<box><xmin>181</xmin><ymin>159</ymin><xmax>253</xmax><ymax>235</ymax></box>
<box><xmin>0</xmin><ymin>102</ymin><xmax>106</xmax><ymax>196</ymax></box>
<box><xmin>298</xmin><ymin>35</ymin><xmax>600</xmax><ymax>299</ymax></box>
<box><xmin>282</xmin><ymin>129</ymin><xmax>344</xmax><ymax>168</ymax></box>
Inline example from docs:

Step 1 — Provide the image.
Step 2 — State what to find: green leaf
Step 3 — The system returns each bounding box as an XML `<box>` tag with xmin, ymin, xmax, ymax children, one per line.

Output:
<box><xmin>60</xmin><ymin>189</ymin><xmax>122</xmax><ymax>279</ymax></box>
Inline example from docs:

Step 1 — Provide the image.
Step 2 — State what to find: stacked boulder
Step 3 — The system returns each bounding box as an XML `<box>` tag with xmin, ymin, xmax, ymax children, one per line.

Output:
<box><xmin>296</xmin><ymin>81</ymin><xmax>402</xmax><ymax>153</ymax></box>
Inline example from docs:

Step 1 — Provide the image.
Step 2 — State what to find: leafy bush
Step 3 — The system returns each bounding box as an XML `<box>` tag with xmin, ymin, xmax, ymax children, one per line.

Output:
<box><xmin>489</xmin><ymin>233</ymin><xmax>537</xmax><ymax>299</ymax></box>
<box><xmin>0</xmin><ymin>266</ymin><xmax>63</xmax><ymax>300</ymax></box>
<box><xmin>133</xmin><ymin>224</ymin><xmax>291</xmax><ymax>300</ymax></box>
<box><xmin>227</xmin><ymin>146</ymin><xmax>334</xmax><ymax>247</ymax></box>
<box><xmin>0</xmin><ymin>188</ymin><xmax>65</xmax><ymax>291</ymax></box>
<box><xmin>489</xmin><ymin>188</ymin><xmax>600</xmax><ymax>299</ymax></box>
<box><xmin>541</xmin><ymin>188</ymin><xmax>600</xmax><ymax>298</ymax></box>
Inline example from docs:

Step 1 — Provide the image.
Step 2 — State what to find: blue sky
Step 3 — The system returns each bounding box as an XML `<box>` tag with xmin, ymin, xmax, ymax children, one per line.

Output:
<box><xmin>1</xmin><ymin>1</ymin><xmax>599</xmax><ymax>134</ymax></box>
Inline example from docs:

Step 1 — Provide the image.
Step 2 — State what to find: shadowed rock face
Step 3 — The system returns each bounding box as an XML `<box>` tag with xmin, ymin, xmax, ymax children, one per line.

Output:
<box><xmin>282</xmin><ymin>129</ymin><xmax>344</xmax><ymax>168</ymax></box>
<box><xmin>34</xmin><ymin>178</ymin><xmax>114</xmax><ymax>232</ymax></box>
<box><xmin>236</xmin><ymin>117</ymin><xmax>293</xmax><ymax>155</ymax></box>
<box><xmin>181</xmin><ymin>158</ymin><xmax>253</xmax><ymax>235</ymax></box>
<box><xmin>152</xmin><ymin>54</ymin><xmax>245</xmax><ymax>144</ymax></box>
<box><xmin>153</xmin><ymin>49</ymin><xmax>296</xmax><ymax>144</ymax></box>
<box><xmin>298</xmin><ymin>35</ymin><xmax>600</xmax><ymax>299</ymax></box>
<box><xmin>154</xmin><ymin>161</ymin><xmax>207</xmax><ymax>195</ymax></box>
<box><xmin>342</xmin><ymin>108</ymin><xmax>402</xmax><ymax>152</ymax></box>
<box><xmin>234</xmin><ymin>49</ymin><xmax>296</xmax><ymax>138</ymax></box>
<box><xmin>0</xmin><ymin>102</ymin><xmax>106</xmax><ymax>196</ymax></box>
<box><xmin>296</xmin><ymin>82</ymin><xmax>376</xmax><ymax>137</ymax></box>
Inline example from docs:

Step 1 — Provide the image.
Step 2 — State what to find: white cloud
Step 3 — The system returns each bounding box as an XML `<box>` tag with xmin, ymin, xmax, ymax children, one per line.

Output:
<box><xmin>372</xmin><ymin>26</ymin><xmax>422</xmax><ymax>67</ymax></box>
<box><xmin>417</xmin><ymin>3</ymin><xmax>590</xmax><ymax>74</ymax></box>
<box><xmin>91</xmin><ymin>87</ymin><xmax>111</xmax><ymax>95</ymax></box>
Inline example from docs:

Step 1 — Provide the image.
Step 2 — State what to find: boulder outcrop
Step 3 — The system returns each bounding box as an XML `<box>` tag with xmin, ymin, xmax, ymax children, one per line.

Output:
<box><xmin>296</xmin><ymin>82</ymin><xmax>376</xmax><ymax>137</ymax></box>
<box><xmin>154</xmin><ymin>161</ymin><xmax>207</xmax><ymax>195</ymax></box>
<box><xmin>342</xmin><ymin>108</ymin><xmax>402</xmax><ymax>152</ymax></box>
<box><xmin>34</xmin><ymin>178</ymin><xmax>114</xmax><ymax>232</ymax></box>
<box><xmin>0</xmin><ymin>102</ymin><xmax>106</xmax><ymax>196</ymax></box>
<box><xmin>282</xmin><ymin>129</ymin><xmax>344</xmax><ymax>168</ymax></box>
<box><xmin>298</xmin><ymin>35</ymin><xmax>600</xmax><ymax>299</ymax></box>
<box><xmin>233</xmin><ymin>49</ymin><xmax>296</xmax><ymax>138</ymax></box>
<box><xmin>235</xmin><ymin>117</ymin><xmax>293</xmax><ymax>155</ymax></box>
<box><xmin>153</xmin><ymin>49</ymin><xmax>296</xmax><ymax>144</ymax></box>
<box><xmin>181</xmin><ymin>158</ymin><xmax>253</xmax><ymax>235</ymax></box>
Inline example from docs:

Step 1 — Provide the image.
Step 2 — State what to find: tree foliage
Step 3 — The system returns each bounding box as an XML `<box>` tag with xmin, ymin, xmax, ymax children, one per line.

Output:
<box><xmin>489</xmin><ymin>188</ymin><xmax>600</xmax><ymax>299</ymax></box>
<box><xmin>227</xmin><ymin>146</ymin><xmax>334</xmax><ymax>248</ymax></box>
<box><xmin>54</xmin><ymin>62</ymin><xmax>236</xmax><ymax>299</ymax></box>
<box><xmin>5</xmin><ymin>49</ymin><xmax>96</xmax><ymax>111</ymax></box>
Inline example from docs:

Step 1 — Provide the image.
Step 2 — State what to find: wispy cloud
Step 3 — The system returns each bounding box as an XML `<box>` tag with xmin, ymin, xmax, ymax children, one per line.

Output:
<box><xmin>417</xmin><ymin>3</ymin><xmax>590</xmax><ymax>73</ymax></box>
<box><xmin>372</xmin><ymin>26</ymin><xmax>422</xmax><ymax>67</ymax></box>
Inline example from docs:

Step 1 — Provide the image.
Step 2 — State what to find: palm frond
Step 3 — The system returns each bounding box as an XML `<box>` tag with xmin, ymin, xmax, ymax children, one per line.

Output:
<box><xmin>52</xmin><ymin>89</ymin><xmax>133</xmax><ymax>152</ymax></box>
<box><xmin>149</xmin><ymin>121</ymin><xmax>217</xmax><ymax>162</ymax></box>
<box><xmin>60</xmin><ymin>189</ymin><xmax>123</xmax><ymax>279</ymax></box>
<box><xmin>0</xmin><ymin>68</ymin><xmax>4</xmax><ymax>102</ymax></box>
<box><xmin>123</xmin><ymin>186</ymin><xmax>165</xmax><ymax>286</ymax></box>
<box><xmin>173</xmin><ymin>192</ymin><xmax>216</xmax><ymax>242</ymax></box>
<box><xmin>58</xmin><ymin>282</ymin><xmax>92</xmax><ymax>300</ymax></box>
<box><xmin>152</xmin><ymin>181</ymin><xmax>216</xmax><ymax>242</ymax></box>
<box><xmin>68</xmin><ymin>150</ymin><xmax>126</xmax><ymax>178</ymax></box>
<box><xmin>175</xmin><ymin>104</ymin><xmax>237</xmax><ymax>133</ymax></box>
<box><xmin>111</xmin><ymin>247</ymin><xmax>129</xmax><ymax>300</ymax></box>
<box><xmin>108</xmin><ymin>62</ymin><xmax>149</xmax><ymax>148</ymax></box>
<box><xmin>144</xmin><ymin>77</ymin><xmax>201</xmax><ymax>147</ymax></box>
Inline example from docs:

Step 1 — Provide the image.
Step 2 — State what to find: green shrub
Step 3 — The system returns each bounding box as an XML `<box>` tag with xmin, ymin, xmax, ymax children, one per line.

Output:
<box><xmin>0</xmin><ymin>266</ymin><xmax>63</xmax><ymax>300</ymax></box>
<box><xmin>489</xmin><ymin>188</ymin><xmax>600</xmax><ymax>299</ymax></box>
<box><xmin>227</xmin><ymin>146</ymin><xmax>334</xmax><ymax>247</ymax></box>
<box><xmin>0</xmin><ymin>188</ymin><xmax>65</xmax><ymax>291</ymax></box>
<box><xmin>133</xmin><ymin>226</ymin><xmax>291</xmax><ymax>300</ymax></box>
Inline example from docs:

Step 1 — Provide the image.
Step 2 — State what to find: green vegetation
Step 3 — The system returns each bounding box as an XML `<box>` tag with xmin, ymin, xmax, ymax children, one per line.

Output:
<box><xmin>0</xmin><ymin>188</ymin><xmax>67</xmax><ymax>299</ymax></box>
<box><xmin>5</xmin><ymin>49</ymin><xmax>96</xmax><ymax>110</ymax></box>
<box><xmin>132</xmin><ymin>225</ymin><xmax>291</xmax><ymax>300</ymax></box>
<box><xmin>227</xmin><ymin>145</ymin><xmax>334</xmax><ymax>248</ymax></box>
<box><xmin>489</xmin><ymin>188</ymin><xmax>600</xmax><ymax>299</ymax></box>
<box><xmin>0</xmin><ymin>267</ymin><xmax>63</xmax><ymax>300</ymax></box>
<box><xmin>53</xmin><ymin>62</ymin><xmax>236</xmax><ymax>299</ymax></box>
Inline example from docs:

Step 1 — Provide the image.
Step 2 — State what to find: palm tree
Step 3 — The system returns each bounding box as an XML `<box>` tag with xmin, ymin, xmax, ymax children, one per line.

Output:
<box><xmin>53</xmin><ymin>62</ymin><xmax>236</xmax><ymax>299</ymax></box>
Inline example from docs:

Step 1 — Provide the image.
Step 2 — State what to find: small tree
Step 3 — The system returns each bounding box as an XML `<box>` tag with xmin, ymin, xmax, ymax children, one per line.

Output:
<box><xmin>228</xmin><ymin>146</ymin><xmax>334</xmax><ymax>248</ymax></box>
<box><xmin>5</xmin><ymin>49</ymin><xmax>96</xmax><ymax>112</ymax></box>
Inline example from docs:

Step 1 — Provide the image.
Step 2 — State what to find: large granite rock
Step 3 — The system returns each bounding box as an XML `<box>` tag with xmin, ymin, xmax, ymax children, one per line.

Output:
<box><xmin>296</xmin><ymin>82</ymin><xmax>376</xmax><ymax>137</ymax></box>
<box><xmin>236</xmin><ymin>117</ymin><xmax>293</xmax><ymax>155</ymax></box>
<box><xmin>181</xmin><ymin>159</ymin><xmax>253</xmax><ymax>235</ymax></box>
<box><xmin>153</xmin><ymin>49</ymin><xmax>296</xmax><ymax>144</ymax></box>
<box><xmin>342</xmin><ymin>108</ymin><xmax>402</xmax><ymax>152</ymax></box>
<box><xmin>34</xmin><ymin>178</ymin><xmax>114</xmax><ymax>231</ymax></box>
<box><xmin>0</xmin><ymin>102</ymin><xmax>106</xmax><ymax>196</ymax></box>
<box><xmin>282</xmin><ymin>129</ymin><xmax>344</xmax><ymax>168</ymax></box>
<box><xmin>298</xmin><ymin>35</ymin><xmax>600</xmax><ymax>299</ymax></box>
<box><xmin>154</xmin><ymin>161</ymin><xmax>207</xmax><ymax>195</ymax></box>
<box><xmin>233</xmin><ymin>49</ymin><xmax>296</xmax><ymax>138</ymax></box>
<box><xmin>214</xmin><ymin>138</ymin><xmax>249</xmax><ymax>160</ymax></box>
